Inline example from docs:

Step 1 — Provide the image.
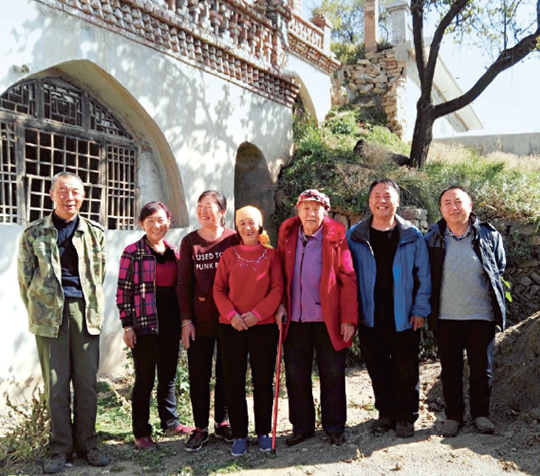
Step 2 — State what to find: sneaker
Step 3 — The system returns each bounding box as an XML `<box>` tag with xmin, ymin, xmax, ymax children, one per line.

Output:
<box><xmin>43</xmin><ymin>453</ymin><xmax>67</xmax><ymax>474</ymax></box>
<box><xmin>474</xmin><ymin>417</ymin><xmax>495</xmax><ymax>434</ymax></box>
<box><xmin>395</xmin><ymin>421</ymin><xmax>414</xmax><ymax>438</ymax></box>
<box><xmin>329</xmin><ymin>433</ymin><xmax>346</xmax><ymax>446</ymax></box>
<box><xmin>215</xmin><ymin>422</ymin><xmax>234</xmax><ymax>442</ymax></box>
<box><xmin>185</xmin><ymin>428</ymin><xmax>210</xmax><ymax>452</ymax></box>
<box><xmin>442</xmin><ymin>419</ymin><xmax>462</xmax><ymax>437</ymax></box>
<box><xmin>84</xmin><ymin>448</ymin><xmax>110</xmax><ymax>467</ymax></box>
<box><xmin>164</xmin><ymin>423</ymin><xmax>195</xmax><ymax>435</ymax></box>
<box><xmin>231</xmin><ymin>437</ymin><xmax>247</xmax><ymax>456</ymax></box>
<box><xmin>257</xmin><ymin>434</ymin><xmax>272</xmax><ymax>452</ymax></box>
<box><xmin>371</xmin><ymin>417</ymin><xmax>394</xmax><ymax>435</ymax></box>
<box><xmin>135</xmin><ymin>436</ymin><xmax>156</xmax><ymax>450</ymax></box>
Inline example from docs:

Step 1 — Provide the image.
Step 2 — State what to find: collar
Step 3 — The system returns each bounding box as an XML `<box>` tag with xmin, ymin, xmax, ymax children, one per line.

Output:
<box><xmin>445</xmin><ymin>222</ymin><xmax>472</xmax><ymax>241</ymax></box>
<box><xmin>300</xmin><ymin>224</ymin><xmax>323</xmax><ymax>243</ymax></box>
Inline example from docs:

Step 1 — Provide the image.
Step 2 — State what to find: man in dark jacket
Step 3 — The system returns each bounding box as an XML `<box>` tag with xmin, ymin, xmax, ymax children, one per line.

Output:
<box><xmin>424</xmin><ymin>186</ymin><xmax>506</xmax><ymax>438</ymax></box>
<box><xmin>347</xmin><ymin>179</ymin><xmax>431</xmax><ymax>438</ymax></box>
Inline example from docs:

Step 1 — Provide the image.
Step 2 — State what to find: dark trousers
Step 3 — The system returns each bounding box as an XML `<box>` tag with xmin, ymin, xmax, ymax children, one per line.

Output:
<box><xmin>187</xmin><ymin>335</ymin><xmax>227</xmax><ymax>430</ymax></box>
<box><xmin>359</xmin><ymin>325</ymin><xmax>420</xmax><ymax>424</ymax></box>
<box><xmin>219</xmin><ymin>324</ymin><xmax>278</xmax><ymax>438</ymax></box>
<box><xmin>131</xmin><ymin>329</ymin><xmax>180</xmax><ymax>438</ymax></box>
<box><xmin>436</xmin><ymin>319</ymin><xmax>495</xmax><ymax>422</ymax></box>
<box><xmin>284</xmin><ymin>321</ymin><xmax>346</xmax><ymax>436</ymax></box>
<box><xmin>35</xmin><ymin>298</ymin><xmax>99</xmax><ymax>454</ymax></box>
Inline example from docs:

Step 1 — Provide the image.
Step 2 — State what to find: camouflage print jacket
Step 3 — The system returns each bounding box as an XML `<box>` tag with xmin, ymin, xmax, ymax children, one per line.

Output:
<box><xmin>17</xmin><ymin>213</ymin><xmax>106</xmax><ymax>338</ymax></box>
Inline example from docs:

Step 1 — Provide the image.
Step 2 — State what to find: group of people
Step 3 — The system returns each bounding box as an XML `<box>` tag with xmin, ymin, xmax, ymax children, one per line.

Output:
<box><xmin>17</xmin><ymin>172</ymin><xmax>506</xmax><ymax>474</ymax></box>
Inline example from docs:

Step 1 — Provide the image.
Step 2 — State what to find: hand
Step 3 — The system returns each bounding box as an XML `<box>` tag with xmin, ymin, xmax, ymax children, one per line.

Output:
<box><xmin>231</xmin><ymin>313</ymin><xmax>248</xmax><ymax>331</ymax></box>
<box><xmin>275</xmin><ymin>304</ymin><xmax>287</xmax><ymax>330</ymax></box>
<box><xmin>241</xmin><ymin>311</ymin><xmax>258</xmax><ymax>328</ymax></box>
<box><xmin>123</xmin><ymin>328</ymin><xmax>136</xmax><ymax>348</ymax></box>
<box><xmin>182</xmin><ymin>321</ymin><xmax>196</xmax><ymax>348</ymax></box>
<box><xmin>341</xmin><ymin>322</ymin><xmax>355</xmax><ymax>342</ymax></box>
<box><xmin>410</xmin><ymin>315</ymin><xmax>426</xmax><ymax>331</ymax></box>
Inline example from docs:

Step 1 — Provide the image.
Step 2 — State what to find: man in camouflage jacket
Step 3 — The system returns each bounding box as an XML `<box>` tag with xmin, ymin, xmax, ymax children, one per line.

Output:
<box><xmin>17</xmin><ymin>172</ymin><xmax>109</xmax><ymax>473</ymax></box>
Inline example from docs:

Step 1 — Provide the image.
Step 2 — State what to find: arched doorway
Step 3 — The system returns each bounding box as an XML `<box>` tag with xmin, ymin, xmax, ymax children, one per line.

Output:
<box><xmin>234</xmin><ymin>142</ymin><xmax>276</xmax><ymax>239</ymax></box>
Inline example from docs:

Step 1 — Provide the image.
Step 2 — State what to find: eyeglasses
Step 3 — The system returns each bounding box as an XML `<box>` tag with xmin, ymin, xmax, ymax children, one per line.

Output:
<box><xmin>56</xmin><ymin>188</ymin><xmax>84</xmax><ymax>198</ymax></box>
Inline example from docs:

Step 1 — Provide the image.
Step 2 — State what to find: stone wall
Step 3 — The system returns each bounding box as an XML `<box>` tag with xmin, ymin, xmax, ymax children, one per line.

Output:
<box><xmin>329</xmin><ymin>209</ymin><xmax>540</xmax><ymax>323</ymax></box>
<box><xmin>331</xmin><ymin>49</ymin><xmax>407</xmax><ymax>137</ymax></box>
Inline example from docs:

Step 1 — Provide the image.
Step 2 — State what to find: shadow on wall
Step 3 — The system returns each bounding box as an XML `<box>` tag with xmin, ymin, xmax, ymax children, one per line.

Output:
<box><xmin>234</xmin><ymin>142</ymin><xmax>276</xmax><ymax>241</ymax></box>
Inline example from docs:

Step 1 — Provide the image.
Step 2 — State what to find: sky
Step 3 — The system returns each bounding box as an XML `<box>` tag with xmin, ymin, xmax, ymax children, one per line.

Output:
<box><xmin>301</xmin><ymin>1</ymin><xmax>540</xmax><ymax>135</ymax></box>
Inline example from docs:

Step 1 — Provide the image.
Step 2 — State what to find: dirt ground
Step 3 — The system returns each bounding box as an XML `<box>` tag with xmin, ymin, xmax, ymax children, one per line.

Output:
<box><xmin>4</xmin><ymin>313</ymin><xmax>540</xmax><ymax>476</ymax></box>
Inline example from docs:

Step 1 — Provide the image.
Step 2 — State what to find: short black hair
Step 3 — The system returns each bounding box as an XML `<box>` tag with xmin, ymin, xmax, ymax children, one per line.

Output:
<box><xmin>139</xmin><ymin>201</ymin><xmax>173</xmax><ymax>223</ymax></box>
<box><xmin>368</xmin><ymin>178</ymin><xmax>400</xmax><ymax>198</ymax></box>
<box><xmin>439</xmin><ymin>186</ymin><xmax>472</xmax><ymax>204</ymax></box>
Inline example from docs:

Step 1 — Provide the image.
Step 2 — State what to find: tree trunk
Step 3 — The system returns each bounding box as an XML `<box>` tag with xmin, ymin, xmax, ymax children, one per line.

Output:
<box><xmin>409</xmin><ymin>100</ymin><xmax>435</xmax><ymax>168</ymax></box>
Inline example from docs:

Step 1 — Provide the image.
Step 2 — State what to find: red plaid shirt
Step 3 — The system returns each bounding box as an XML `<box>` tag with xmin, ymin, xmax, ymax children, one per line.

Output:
<box><xmin>116</xmin><ymin>236</ymin><xmax>179</xmax><ymax>332</ymax></box>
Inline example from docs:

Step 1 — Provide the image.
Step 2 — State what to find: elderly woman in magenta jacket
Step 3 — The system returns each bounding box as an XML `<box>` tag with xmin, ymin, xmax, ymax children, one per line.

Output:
<box><xmin>275</xmin><ymin>190</ymin><xmax>358</xmax><ymax>447</ymax></box>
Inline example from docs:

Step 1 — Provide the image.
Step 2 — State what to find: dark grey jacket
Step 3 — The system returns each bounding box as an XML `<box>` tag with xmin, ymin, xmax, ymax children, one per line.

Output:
<box><xmin>423</xmin><ymin>214</ymin><xmax>506</xmax><ymax>331</ymax></box>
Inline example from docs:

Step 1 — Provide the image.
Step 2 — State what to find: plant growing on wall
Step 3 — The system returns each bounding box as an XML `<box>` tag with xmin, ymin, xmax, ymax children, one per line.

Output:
<box><xmin>409</xmin><ymin>0</ymin><xmax>540</xmax><ymax>167</ymax></box>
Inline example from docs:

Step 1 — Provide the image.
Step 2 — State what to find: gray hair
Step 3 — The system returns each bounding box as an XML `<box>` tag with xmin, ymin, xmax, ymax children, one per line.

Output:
<box><xmin>50</xmin><ymin>172</ymin><xmax>84</xmax><ymax>191</ymax></box>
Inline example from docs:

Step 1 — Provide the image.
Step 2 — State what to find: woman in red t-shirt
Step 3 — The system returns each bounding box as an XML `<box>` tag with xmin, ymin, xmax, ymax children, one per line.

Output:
<box><xmin>213</xmin><ymin>206</ymin><xmax>283</xmax><ymax>456</ymax></box>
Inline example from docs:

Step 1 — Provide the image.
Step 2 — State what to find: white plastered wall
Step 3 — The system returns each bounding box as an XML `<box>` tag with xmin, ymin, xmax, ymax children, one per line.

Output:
<box><xmin>0</xmin><ymin>0</ymin><xmax>293</xmax><ymax>405</ymax></box>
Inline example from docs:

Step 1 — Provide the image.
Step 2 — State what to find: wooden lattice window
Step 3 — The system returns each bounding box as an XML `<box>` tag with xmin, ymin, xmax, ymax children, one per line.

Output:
<box><xmin>0</xmin><ymin>78</ymin><xmax>138</xmax><ymax>229</ymax></box>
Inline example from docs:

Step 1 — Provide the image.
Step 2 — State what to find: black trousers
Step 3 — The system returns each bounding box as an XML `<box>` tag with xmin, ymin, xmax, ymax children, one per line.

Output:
<box><xmin>436</xmin><ymin>319</ymin><xmax>495</xmax><ymax>422</ymax></box>
<box><xmin>284</xmin><ymin>321</ymin><xmax>346</xmax><ymax>436</ymax></box>
<box><xmin>131</xmin><ymin>287</ymin><xmax>181</xmax><ymax>438</ymax></box>
<box><xmin>359</xmin><ymin>325</ymin><xmax>420</xmax><ymax>424</ymax></box>
<box><xmin>219</xmin><ymin>324</ymin><xmax>278</xmax><ymax>438</ymax></box>
<box><xmin>187</xmin><ymin>335</ymin><xmax>228</xmax><ymax>430</ymax></box>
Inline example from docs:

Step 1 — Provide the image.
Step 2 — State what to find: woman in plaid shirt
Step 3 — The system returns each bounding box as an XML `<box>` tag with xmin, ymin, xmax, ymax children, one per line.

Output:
<box><xmin>116</xmin><ymin>201</ymin><xmax>193</xmax><ymax>450</ymax></box>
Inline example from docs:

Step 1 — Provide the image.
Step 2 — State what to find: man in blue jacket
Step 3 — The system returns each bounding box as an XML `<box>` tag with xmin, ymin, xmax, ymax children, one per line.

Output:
<box><xmin>424</xmin><ymin>186</ymin><xmax>506</xmax><ymax>437</ymax></box>
<box><xmin>347</xmin><ymin>179</ymin><xmax>431</xmax><ymax>438</ymax></box>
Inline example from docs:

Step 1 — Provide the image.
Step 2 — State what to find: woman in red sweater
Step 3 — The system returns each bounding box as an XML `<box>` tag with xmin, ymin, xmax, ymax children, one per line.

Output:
<box><xmin>213</xmin><ymin>206</ymin><xmax>283</xmax><ymax>456</ymax></box>
<box><xmin>177</xmin><ymin>191</ymin><xmax>239</xmax><ymax>452</ymax></box>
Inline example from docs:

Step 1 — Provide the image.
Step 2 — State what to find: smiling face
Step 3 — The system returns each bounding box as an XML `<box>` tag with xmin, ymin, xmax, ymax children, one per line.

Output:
<box><xmin>237</xmin><ymin>216</ymin><xmax>260</xmax><ymax>246</ymax></box>
<box><xmin>298</xmin><ymin>201</ymin><xmax>325</xmax><ymax>236</ymax></box>
<box><xmin>140</xmin><ymin>208</ymin><xmax>170</xmax><ymax>246</ymax></box>
<box><xmin>368</xmin><ymin>183</ymin><xmax>400</xmax><ymax>221</ymax></box>
<box><xmin>50</xmin><ymin>175</ymin><xmax>85</xmax><ymax>222</ymax></box>
<box><xmin>440</xmin><ymin>188</ymin><xmax>473</xmax><ymax>230</ymax></box>
<box><xmin>196</xmin><ymin>195</ymin><xmax>223</xmax><ymax>229</ymax></box>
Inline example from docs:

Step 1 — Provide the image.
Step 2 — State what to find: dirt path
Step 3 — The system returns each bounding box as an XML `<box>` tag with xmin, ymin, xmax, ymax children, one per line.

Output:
<box><xmin>7</xmin><ymin>361</ymin><xmax>540</xmax><ymax>476</ymax></box>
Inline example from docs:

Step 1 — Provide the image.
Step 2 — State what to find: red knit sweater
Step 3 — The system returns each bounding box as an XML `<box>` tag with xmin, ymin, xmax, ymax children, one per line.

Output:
<box><xmin>213</xmin><ymin>244</ymin><xmax>283</xmax><ymax>326</ymax></box>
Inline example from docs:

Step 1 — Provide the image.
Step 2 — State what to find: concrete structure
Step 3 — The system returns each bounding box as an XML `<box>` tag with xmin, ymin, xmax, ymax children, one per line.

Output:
<box><xmin>0</xmin><ymin>0</ymin><xmax>338</xmax><ymax>404</ymax></box>
<box><xmin>435</xmin><ymin>132</ymin><xmax>540</xmax><ymax>156</ymax></box>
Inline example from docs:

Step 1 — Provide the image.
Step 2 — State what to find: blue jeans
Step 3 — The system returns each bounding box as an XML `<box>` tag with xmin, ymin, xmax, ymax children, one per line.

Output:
<box><xmin>436</xmin><ymin>319</ymin><xmax>495</xmax><ymax>422</ymax></box>
<box><xmin>284</xmin><ymin>321</ymin><xmax>346</xmax><ymax>436</ymax></box>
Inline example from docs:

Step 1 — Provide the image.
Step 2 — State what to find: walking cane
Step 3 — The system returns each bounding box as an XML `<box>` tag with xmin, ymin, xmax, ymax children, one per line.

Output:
<box><xmin>270</xmin><ymin>314</ymin><xmax>286</xmax><ymax>457</ymax></box>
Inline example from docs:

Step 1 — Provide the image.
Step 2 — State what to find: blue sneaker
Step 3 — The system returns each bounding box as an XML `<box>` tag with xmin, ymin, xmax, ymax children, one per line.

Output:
<box><xmin>258</xmin><ymin>434</ymin><xmax>272</xmax><ymax>452</ymax></box>
<box><xmin>231</xmin><ymin>438</ymin><xmax>247</xmax><ymax>456</ymax></box>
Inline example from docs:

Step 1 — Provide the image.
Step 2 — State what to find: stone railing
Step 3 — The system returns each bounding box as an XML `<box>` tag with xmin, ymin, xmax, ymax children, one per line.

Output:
<box><xmin>40</xmin><ymin>0</ymin><xmax>298</xmax><ymax>106</ymax></box>
<box><xmin>40</xmin><ymin>0</ymin><xmax>339</xmax><ymax>107</ymax></box>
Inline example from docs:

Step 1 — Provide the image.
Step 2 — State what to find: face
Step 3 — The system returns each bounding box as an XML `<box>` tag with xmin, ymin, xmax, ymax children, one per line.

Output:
<box><xmin>50</xmin><ymin>175</ymin><xmax>85</xmax><ymax>221</ymax></box>
<box><xmin>196</xmin><ymin>195</ymin><xmax>224</xmax><ymax>228</ymax></box>
<box><xmin>237</xmin><ymin>217</ymin><xmax>260</xmax><ymax>245</ymax></box>
<box><xmin>140</xmin><ymin>208</ymin><xmax>170</xmax><ymax>245</ymax></box>
<box><xmin>440</xmin><ymin>188</ymin><xmax>473</xmax><ymax>228</ymax></box>
<box><xmin>298</xmin><ymin>201</ymin><xmax>325</xmax><ymax>236</ymax></box>
<box><xmin>369</xmin><ymin>183</ymin><xmax>400</xmax><ymax>220</ymax></box>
